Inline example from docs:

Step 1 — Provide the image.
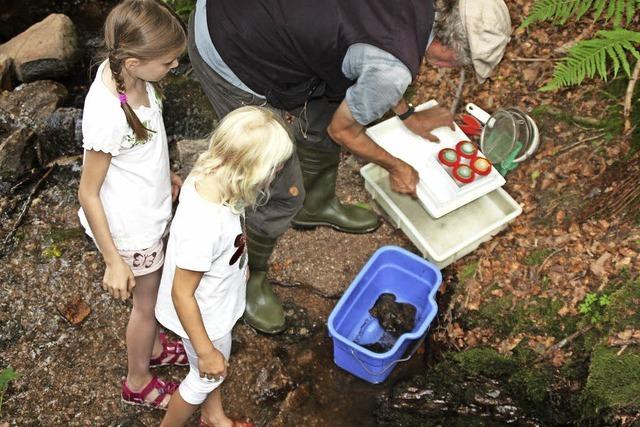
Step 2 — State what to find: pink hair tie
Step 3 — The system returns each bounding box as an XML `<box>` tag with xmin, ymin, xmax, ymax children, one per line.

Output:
<box><xmin>118</xmin><ymin>93</ymin><xmax>128</xmax><ymax>104</ymax></box>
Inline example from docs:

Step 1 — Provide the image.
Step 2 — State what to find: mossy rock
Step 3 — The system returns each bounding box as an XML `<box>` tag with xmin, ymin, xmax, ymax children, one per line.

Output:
<box><xmin>581</xmin><ymin>345</ymin><xmax>640</xmax><ymax>419</ymax></box>
<box><xmin>453</xmin><ymin>347</ymin><xmax>517</xmax><ymax>378</ymax></box>
<box><xmin>602</xmin><ymin>277</ymin><xmax>640</xmax><ymax>331</ymax></box>
<box><xmin>376</xmin><ymin>364</ymin><xmax>537</xmax><ymax>426</ymax></box>
<box><xmin>465</xmin><ymin>295</ymin><xmax>578</xmax><ymax>340</ymax></box>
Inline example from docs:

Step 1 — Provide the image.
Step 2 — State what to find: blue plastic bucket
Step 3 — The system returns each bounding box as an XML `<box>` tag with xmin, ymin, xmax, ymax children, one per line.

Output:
<box><xmin>327</xmin><ymin>246</ymin><xmax>442</xmax><ymax>384</ymax></box>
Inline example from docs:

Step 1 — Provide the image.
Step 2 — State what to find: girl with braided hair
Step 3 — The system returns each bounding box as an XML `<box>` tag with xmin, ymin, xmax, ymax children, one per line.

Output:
<box><xmin>78</xmin><ymin>0</ymin><xmax>187</xmax><ymax>410</ymax></box>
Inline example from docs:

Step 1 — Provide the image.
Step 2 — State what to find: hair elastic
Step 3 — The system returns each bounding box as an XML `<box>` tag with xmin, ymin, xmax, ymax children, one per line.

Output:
<box><xmin>118</xmin><ymin>93</ymin><xmax>128</xmax><ymax>104</ymax></box>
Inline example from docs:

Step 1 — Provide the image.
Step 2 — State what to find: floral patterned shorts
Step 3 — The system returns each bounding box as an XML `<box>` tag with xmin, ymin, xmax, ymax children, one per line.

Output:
<box><xmin>118</xmin><ymin>239</ymin><xmax>165</xmax><ymax>277</ymax></box>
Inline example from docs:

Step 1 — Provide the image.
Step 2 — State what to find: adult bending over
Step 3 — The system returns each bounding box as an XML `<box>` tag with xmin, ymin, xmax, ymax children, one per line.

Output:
<box><xmin>188</xmin><ymin>0</ymin><xmax>511</xmax><ymax>333</ymax></box>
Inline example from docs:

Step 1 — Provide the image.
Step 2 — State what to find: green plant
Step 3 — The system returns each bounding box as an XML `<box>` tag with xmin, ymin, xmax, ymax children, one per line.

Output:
<box><xmin>579</xmin><ymin>292</ymin><xmax>612</xmax><ymax>324</ymax></box>
<box><xmin>162</xmin><ymin>0</ymin><xmax>196</xmax><ymax>23</ymax></box>
<box><xmin>522</xmin><ymin>0</ymin><xmax>639</xmax><ymax>28</ymax></box>
<box><xmin>521</xmin><ymin>0</ymin><xmax>640</xmax><ymax>91</ymax></box>
<box><xmin>0</xmin><ymin>367</ymin><xmax>19</xmax><ymax>415</ymax></box>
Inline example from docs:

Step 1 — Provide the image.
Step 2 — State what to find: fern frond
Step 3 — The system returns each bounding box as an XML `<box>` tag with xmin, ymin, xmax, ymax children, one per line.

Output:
<box><xmin>520</xmin><ymin>0</ymin><xmax>639</xmax><ymax>28</ymax></box>
<box><xmin>541</xmin><ymin>29</ymin><xmax>640</xmax><ymax>91</ymax></box>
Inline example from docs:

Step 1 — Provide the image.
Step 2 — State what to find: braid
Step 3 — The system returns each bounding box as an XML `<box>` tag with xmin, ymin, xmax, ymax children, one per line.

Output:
<box><xmin>101</xmin><ymin>0</ymin><xmax>186</xmax><ymax>141</ymax></box>
<box><xmin>108</xmin><ymin>52</ymin><xmax>153</xmax><ymax>141</ymax></box>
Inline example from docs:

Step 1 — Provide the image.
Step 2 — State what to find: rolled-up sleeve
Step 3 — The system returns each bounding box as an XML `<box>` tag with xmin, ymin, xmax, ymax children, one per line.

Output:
<box><xmin>342</xmin><ymin>43</ymin><xmax>412</xmax><ymax>126</ymax></box>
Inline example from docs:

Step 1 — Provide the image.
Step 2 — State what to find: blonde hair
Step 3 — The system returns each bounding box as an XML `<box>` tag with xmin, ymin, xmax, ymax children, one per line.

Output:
<box><xmin>104</xmin><ymin>0</ymin><xmax>186</xmax><ymax>140</ymax></box>
<box><xmin>190</xmin><ymin>107</ymin><xmax>294</xmax><ymax>213</ymax></box>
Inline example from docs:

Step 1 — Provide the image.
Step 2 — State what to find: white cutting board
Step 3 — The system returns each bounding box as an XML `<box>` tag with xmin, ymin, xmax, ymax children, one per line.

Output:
<box><xmin>365</xmin><ymin>100</ymin><xmax>506</xmax><ymax>218</ymax></box>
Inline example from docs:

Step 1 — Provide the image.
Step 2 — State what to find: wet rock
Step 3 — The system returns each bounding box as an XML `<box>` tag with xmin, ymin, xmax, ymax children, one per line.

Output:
<box><xmin>0</xmin><ymin>80</ymin><xmax>67</xmax><ymax>177</ymax></box>
<box><xmin>278</xmin><ymin>301</ymin><xmax>323</xmax><ymax>343</ymax></box>
<box><xmin>0</xmin><ymin>14</ymin><xmax>79</xmax><ymax>82</ymax></box>
<box><xmin>0</xmin><ymin>80</ymin><xmax>67</xmax><ymax>124</ymax></box>
<box><xmin>0</xmin><ymin>125</ymin><xmax>36</xmax><ymax>178</ymax></box>
<box><xmin>0</xmin><ymin>303</ymin><xmax>24</xmax><ymax>351</ymax></box>
<box><xmin>36</xmin><ymin>107</ymin><xmax>83</xmax><ymax>163</ymax></box>
<box><xmin>268</xmin><ymin>383</ymin><xmax>312</xmax><ymax>427</ymax></box>
<box><xmin>251</xmin><ymin>359</ymin><xmax>295</xmax><ymax>405</ymax></box>
<box><xmin>108</xmin><ymin>416</ymin><xmax>147</xmax><ymax>427</ymax></box>
<box><xmin>161</xmin><ymin>73</ymin><xmax>218</xmax><ymax>141</ymax></box>
<box><xmin>173</xmin><ymin>138</ymin><xmax>208</xmax><ymax>178</ymax></box>
<box><xmin>377</xmin><ymin>376</ymin><xmax>539</xmax><ymax>426</ymax></box>
<box><xmin>0</xmin><ymin>53</ymin><xmax>12</xmax><ymax>91</ymax></box>
<box><xmin>295</xmin><ymin>348</ymin><xmax>314</xmax><ymax>367</ymax></box>
<box><xmin>370</xmin><ymin>293</ymin><xmax>416</xmax><ymax>336</ymax></box>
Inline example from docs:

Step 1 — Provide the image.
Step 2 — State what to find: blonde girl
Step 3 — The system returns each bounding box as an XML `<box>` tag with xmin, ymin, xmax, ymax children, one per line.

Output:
<box><xmin>155</xmin><ymin>106</ymin><xmax>294</xmax><ymax>427</ymax></box>
<box><xmin>78</xmin><ymin>0</ymin><xmax>188</xmax><ymax>409</ymax></box>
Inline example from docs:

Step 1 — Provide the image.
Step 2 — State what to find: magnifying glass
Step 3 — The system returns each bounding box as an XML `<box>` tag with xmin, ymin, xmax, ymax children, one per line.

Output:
<box><xmin>463</xmin><ymin>103</ymin><xmax>540</xmax><ymax>175</ymax></box>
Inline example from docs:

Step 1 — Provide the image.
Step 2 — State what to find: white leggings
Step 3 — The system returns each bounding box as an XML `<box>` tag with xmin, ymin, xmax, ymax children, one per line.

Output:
<box><xmin>178</xmin><ymin>333</ymin><xmax>232</xmax><ymax>405</ymax></box>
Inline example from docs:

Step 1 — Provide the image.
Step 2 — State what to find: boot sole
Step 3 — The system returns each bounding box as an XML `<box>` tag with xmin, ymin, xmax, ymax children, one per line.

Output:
<box><xmin>291</xmin><ymin>220</ymin><xmax>380</xmax><ymax>234</ymax></box>
<box><xmin>243</xmin><ymin>317</ymin><xmax>286</xmax><ymax>334</ymax></box>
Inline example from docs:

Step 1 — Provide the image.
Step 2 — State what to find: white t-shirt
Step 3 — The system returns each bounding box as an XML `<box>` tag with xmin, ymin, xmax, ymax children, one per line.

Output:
<box><xmin>155</xmin><ymin>178</ymin><xmax>248</xmax><ymax>341</ymax></box>
<box><xmin>78</xmin><ymin>61</ymin><xmax>172</xmax><ymax>250</ymax></box>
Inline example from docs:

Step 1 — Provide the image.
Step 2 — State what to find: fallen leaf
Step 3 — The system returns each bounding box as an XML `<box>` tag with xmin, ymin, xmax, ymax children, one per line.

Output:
<box><xmin>497</xmin><ymin>335</ymin><xmax>523</xmax><ymax>354</ymax></box>
<box><xmin>558</xmin><ymin>305</ymin><xmax>570</xmax><ymax>316</ymax></box>
<box><xmin>57</xmin><ymin>295</ymin><xmax>91</xmax><ymax>326</ymax></box>
<box><xmin>590</xmin><ymin>253</ymin><xmax>612</xmax><ymax>277</ymax></box>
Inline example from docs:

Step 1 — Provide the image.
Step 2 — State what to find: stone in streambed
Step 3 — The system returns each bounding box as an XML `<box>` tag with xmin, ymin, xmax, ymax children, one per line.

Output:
<box><xmin>0</xmin><ymin>14</ymin><xmax>79</xmax><ymax>82</ymax></box>
<box><xmin>0</xmin><ymin>80</ymin><xmax>67</xmax><ymax>177</ymax></box>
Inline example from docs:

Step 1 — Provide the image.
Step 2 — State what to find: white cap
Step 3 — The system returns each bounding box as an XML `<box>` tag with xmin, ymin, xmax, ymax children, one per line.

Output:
<box><xmin>459</xmin><ymin>0</ymin><xmax>512</xmax><ymax>83</ymax></box>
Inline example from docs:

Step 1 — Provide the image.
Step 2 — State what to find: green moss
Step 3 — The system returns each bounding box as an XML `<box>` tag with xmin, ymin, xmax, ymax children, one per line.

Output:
<box><xmin>602</xmin><ymin>278</ymin><xmax>640</xmax><ymax>331</ymax></box>
<box><xmin>452</xmin><ymin>348</ymin><xmax>553</xmax><ymax>408</ymax></box>
<box><xmin>473</xmin><ymin>295</ymin><xmax>516</xmax><ymax>335</ymax></box>
<box><xmin>453</xmin><ymin>347</ymin><xmax>517</xmax><ymax>378</ymax></box>
<box><xmin>509</xmin><ymin>368</ymin><xmax>552</xmax><ymax>404</ymax></box>
<box><xmin>46</xmin><ymin>227</ymin><xmax>84</xmax><ymax>243</ymax></box>
<box><xmin>524</xmin><ymin>297</ymin><xmax>578</xmax><ymax>338</ymax></box>
<box><xmin>582</xmin><ymin>346</ymin><xmax>640</xmax><ymax>417</ymax></box>
<box><xmin>436</xmin><ymin>348</ymin><xmax>571</xmax><ymax>424</ymax></box>
<box><xmin>524</xmin><ymin>248</ymin><xmax>554</xmax><ymax>266</ymax></box>
<box><xmin>467</xmin><ymin>295</ymin><xmax>576</xmax><ymax>340</ymax></box>
<box><xmin>458</xmin><ymin>261</ymin><xmax>478</xmax><ymax>283</ymax></box>
<box><xmin>42</xmin><ymin>244</ymin><xmax>62</xmax><ymax>258</ymax></box>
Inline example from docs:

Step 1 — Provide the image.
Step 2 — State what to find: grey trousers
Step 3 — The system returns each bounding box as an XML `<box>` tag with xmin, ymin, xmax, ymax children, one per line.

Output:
<box><xmin>187</xmin><ymin>15</ymin><xmax>341</xmax><ymax>239</ymax></box>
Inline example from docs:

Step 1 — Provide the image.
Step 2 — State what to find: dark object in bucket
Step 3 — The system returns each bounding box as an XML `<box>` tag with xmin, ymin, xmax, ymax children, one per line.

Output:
<box><xmin>362</xmin><ymin>293</ymin><xmax>417</xmax><ymax>353</ymax></box>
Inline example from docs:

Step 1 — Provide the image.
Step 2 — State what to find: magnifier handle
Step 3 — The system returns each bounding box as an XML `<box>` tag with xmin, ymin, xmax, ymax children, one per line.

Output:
<box><xmin>465</xmin><ymin>103</ymin><xmax>491</xmax><ymax>125</ymax></box>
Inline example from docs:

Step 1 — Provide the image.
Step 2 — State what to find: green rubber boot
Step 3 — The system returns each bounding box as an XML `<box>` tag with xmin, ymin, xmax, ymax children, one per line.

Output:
<box><xmin>292</xmin><ymin>143</ymin><xmax>380</xmax><ymax>233</ymax></box>
<box><xmin>244</xmin><ymin>229</ymin><xmax>285</xmax><ymax>334</ymax></box>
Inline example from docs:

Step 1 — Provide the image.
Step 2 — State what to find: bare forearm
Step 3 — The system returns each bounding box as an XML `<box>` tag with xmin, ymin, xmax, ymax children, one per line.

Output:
<box><xmin>328</xmin><ymin>99</ymin><xmax>420</xmax><ymax>197</ymax></box>
<box><xmin>327</xmin><ymin>100</ymin><xmax>401</xmax><ymax>172</ymax></box>
<box><xmin>173</xmin><ymin>287</ymin><xmax>213</xmax><ymax>357</ymax></box>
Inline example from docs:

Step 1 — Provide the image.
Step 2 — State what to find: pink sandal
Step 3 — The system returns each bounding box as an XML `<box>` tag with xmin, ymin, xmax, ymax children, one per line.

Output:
<box><xmin>121</xmin><ymin>376</ymin><xmax>179</xmax><ymax>410</ymax></box>
<box><xmin>200</xmin><ymin>418</ymin><xmax>256</xmax><ymax>427</ymax></box>
<box><xmin>150</xmin><ymin>332</ymin><xmax>189</xmax><ymax>367</ymax></box>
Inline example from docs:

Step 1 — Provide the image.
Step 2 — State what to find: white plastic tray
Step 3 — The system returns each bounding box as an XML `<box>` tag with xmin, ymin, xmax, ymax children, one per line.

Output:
<box><xmin>361</xmin><ymin>163</ymin><xmax>522</xmax><ymax>269</ymax></box>
<box><xmin>365</xmin><ymin>100</ymin><xmax>506</xmax><ymax>218</ymax></box>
